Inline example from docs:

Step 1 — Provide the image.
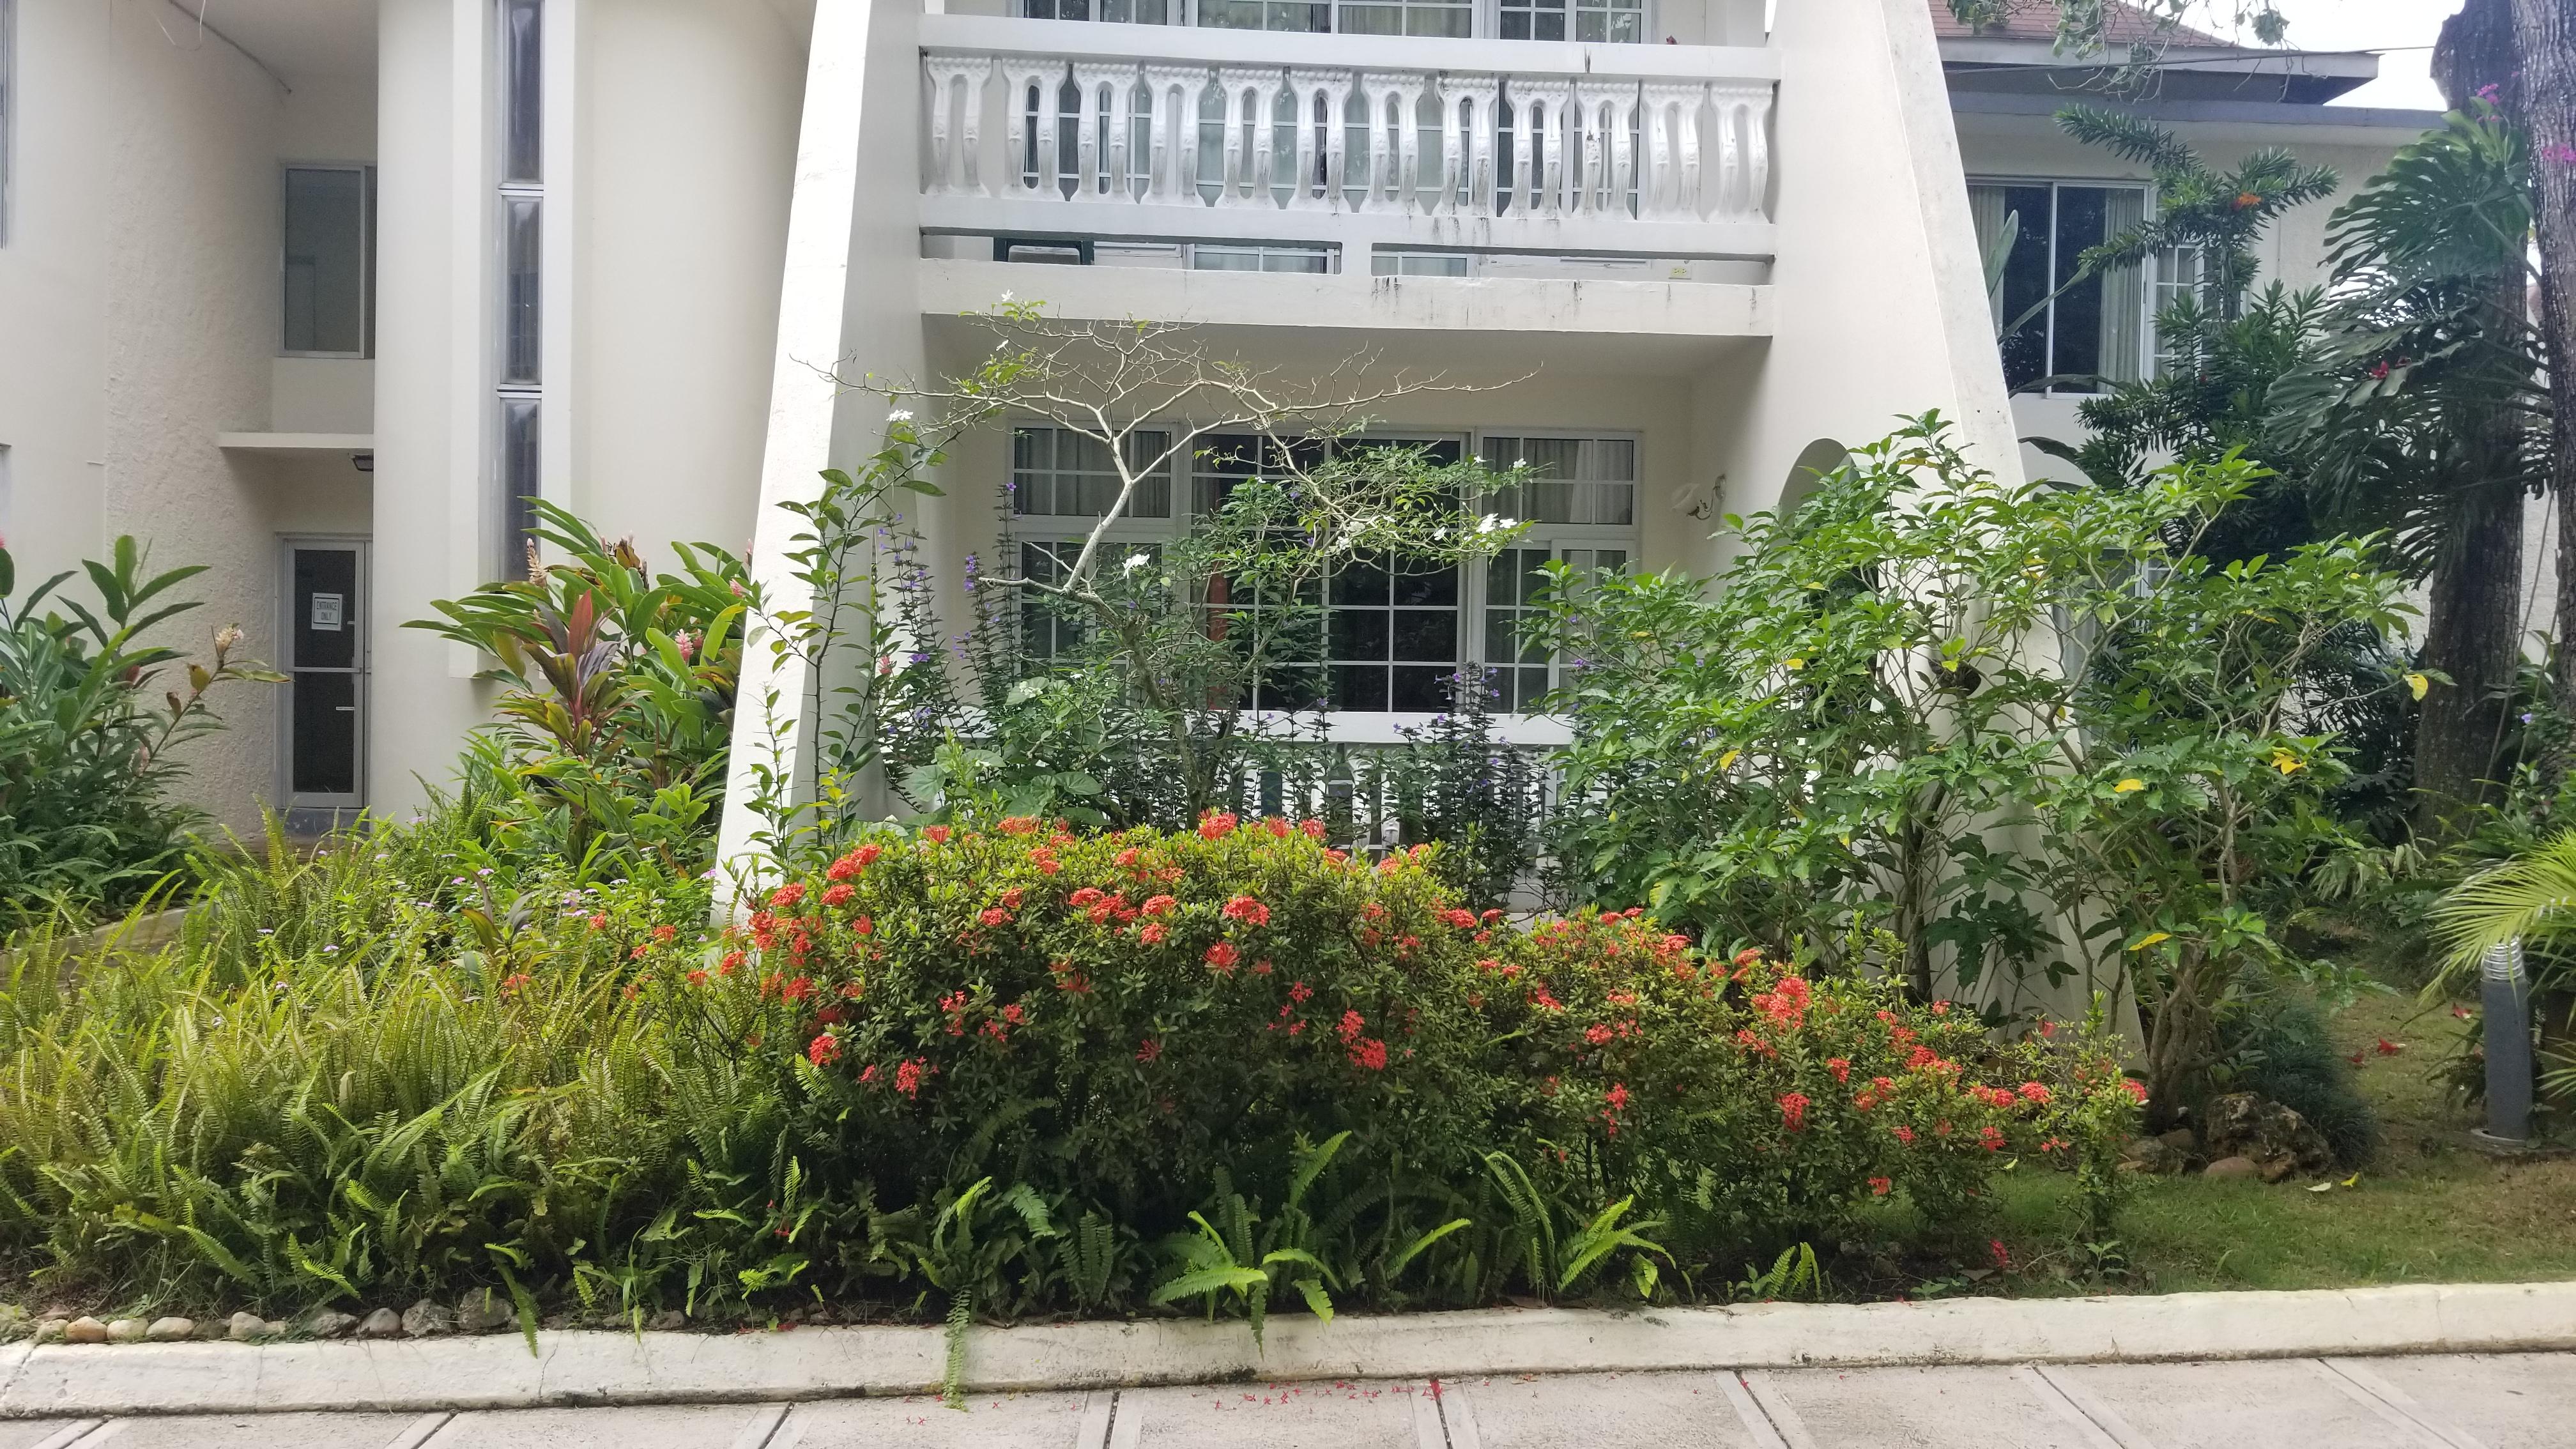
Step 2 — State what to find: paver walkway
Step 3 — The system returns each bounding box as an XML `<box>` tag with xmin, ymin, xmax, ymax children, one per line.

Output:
<box><xmin>4</xmin><ymin>1353</ymin><xmax>2569</xmax><ymax>1448</ymax></box>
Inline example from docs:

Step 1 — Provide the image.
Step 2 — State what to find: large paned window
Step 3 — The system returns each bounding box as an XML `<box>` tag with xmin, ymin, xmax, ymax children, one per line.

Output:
<box><xmin>1968</xmin><ymin>181</ymin><xmax>2148</xmax><ymax>394</ymax></box>
<box><xmin>1005</xmin><ymin>427</ymin><xmax>1638</xmax><ymax>715</ymax></box>
<box><xmin>1498</xmin><ymin>0</ymin><xmax>1644</xmax><ymax>42</ymax></box>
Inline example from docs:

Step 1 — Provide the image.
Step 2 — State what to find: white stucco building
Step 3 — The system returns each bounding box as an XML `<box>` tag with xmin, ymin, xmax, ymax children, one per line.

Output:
<box><xmin>0</xmin><ymin>0</ymin><xmax>2439</xmax><ymax>834</ymax></box>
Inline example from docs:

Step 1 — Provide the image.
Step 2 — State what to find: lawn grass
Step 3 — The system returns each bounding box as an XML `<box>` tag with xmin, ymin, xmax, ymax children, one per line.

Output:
<box><xmin>1982</xmin><ymin>985</ymin><xmax>2576</xmax><ymax>1295</ymax></box>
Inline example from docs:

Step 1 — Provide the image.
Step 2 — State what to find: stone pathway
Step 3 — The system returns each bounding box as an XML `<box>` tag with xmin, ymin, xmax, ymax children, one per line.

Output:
<box><xmin>4</xmin><ymin>1354</ymin><xmax>2570</xmax><ymax>1448</ymax></box>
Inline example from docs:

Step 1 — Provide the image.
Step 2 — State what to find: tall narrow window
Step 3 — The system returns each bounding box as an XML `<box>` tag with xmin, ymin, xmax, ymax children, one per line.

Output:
<box><xmin>0</xmin><ymin>0</ymin><xmax>16</xmax><ymax>247</ymax></box>
<box><xmin>282</xmin><ymin>167</ymin><xmax>371</xmax><ymax>356</ymax></box>
<box><xmin>494</xmin><ymin>0</ymin><xmax>544</xmax><ymax>578</ymax></box>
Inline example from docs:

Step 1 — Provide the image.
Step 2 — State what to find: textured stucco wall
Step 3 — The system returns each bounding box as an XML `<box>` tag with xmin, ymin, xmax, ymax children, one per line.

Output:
<box><xmin>96</xmin><ymin>0</ymin><xmax>289</xmax><ymax>834</ymax></box>
<box><xmin>571</xmin><ymin>0</ymin><xmax>806</xmax><ymax>561</ymax></box>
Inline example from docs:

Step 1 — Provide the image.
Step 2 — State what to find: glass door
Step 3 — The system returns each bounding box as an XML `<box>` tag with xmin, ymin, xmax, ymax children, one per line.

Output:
<box><xmin>282</xmin><ymin>540</ymin><xmax>366</xmax><ymax>813</ymax></box>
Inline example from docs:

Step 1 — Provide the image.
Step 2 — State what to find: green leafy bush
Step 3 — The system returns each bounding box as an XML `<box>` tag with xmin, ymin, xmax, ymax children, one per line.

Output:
<box><xmin>0</xmin><ymin>814</ymin><xmax>2136</xmax><ymax>1327</ymax></box>
<box><xmin>0</xmin><ymin>540</ymin><xmax>280</xmax><ymax>921</ymax></box>
<box><xmin>1535</xmin><ymin>418</ymin><xmax>2409</xmax><ymax>1119</ymax></box>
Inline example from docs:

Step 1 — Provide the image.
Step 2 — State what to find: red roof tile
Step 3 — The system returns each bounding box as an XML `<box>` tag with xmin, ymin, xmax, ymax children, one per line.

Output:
<box><xmin>1927</xmin><ymin>0</ymin><xmax>2225</xmax><ymax>47</ymax></box>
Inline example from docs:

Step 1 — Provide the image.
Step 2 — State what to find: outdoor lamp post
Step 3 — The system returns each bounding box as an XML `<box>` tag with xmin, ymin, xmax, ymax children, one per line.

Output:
<box><xmin>2475</xmin><ymin>939</ymin><xmax>2533</xmax><ymax>1151</ymax></box>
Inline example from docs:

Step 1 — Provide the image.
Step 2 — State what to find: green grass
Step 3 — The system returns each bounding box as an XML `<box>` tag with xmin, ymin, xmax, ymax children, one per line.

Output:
<box><xmin>1986</xmin><ymin>986</ymin><xmax>2576</xmax><ymax>1294</ymax></box>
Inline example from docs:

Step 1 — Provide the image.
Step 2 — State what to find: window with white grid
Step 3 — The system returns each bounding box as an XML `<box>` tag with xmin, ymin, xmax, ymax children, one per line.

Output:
<box><xmin>1002</xmin><ymin>427</ymin><xmax>1637</xmax><ymax>715</ymax></box>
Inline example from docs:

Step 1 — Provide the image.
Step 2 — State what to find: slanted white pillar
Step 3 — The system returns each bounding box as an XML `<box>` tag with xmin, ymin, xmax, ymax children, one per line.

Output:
<box><xmin>715</xmin><ymin>0</ymin><xmax>926</xmax><ymax>908</ymax></box>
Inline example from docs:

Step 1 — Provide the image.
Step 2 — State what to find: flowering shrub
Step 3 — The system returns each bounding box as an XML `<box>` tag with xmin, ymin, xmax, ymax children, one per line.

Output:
<box><xmin>705</xmin><ymin>814</ymin><xmax>2140</xmax><ymax>1260</ymax></box>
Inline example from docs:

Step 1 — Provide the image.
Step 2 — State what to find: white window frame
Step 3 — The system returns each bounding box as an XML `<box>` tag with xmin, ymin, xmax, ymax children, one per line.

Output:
<box><xmin>1009</xmin><ymin>0</ymin><xmax>1654</xmax><ymax>41</ymax></box>
<box><xmin>0</xmin><ymin>0</ymin><xmax>16</xmax><ymax>249</ymax></box>
<box><xmin>1000</xmin><ymin>422</ymin><xmax>1639</xmax><ymax>730</ymax></box>
<box><xmin>1966</xmin><ymin>176</ymin><xmax>2156</xmax><ymax>397</ymax></box>
<box><xmin>280</xmin><ymin>162</ymin><xmax>375</xmax><ymax>360</ymax></box>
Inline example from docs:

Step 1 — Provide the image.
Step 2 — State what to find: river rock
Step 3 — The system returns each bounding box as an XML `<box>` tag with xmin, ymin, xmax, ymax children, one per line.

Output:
<box><xmin>2204</xmin><ymin>1154</ymin><xmax>2261</xmax><ymax>1179</ymax></box>
<box><xmin>401</xmin><ymin>1298</ymin><xmax>453</xmax><ymax>1338</ymax></box>
<box><xmin>105</xmin><ymin>1318</ymin><xmax>147</xmax><ymax>1344</ymax></box>
<box><xmin>302</xmin><ymin>1310</ymin><xmax>359</xmax><ymax>1339</ymax></box>
<box><xmin>63</xmin><ymin>1316</ymin><xmax>109</xmax><ymax>1344</ymax></box>
<box><xmin>144</xmin><ymin>1317</ymin><xmax>196</xmax><ymax>1343</ymax></box>
<box><xmin>227</xmin><ymin>1310</ymin><xmax>273</xmax><ymax>1342</ymax></box>
<box><xmin>33</xmin><ymin>1318</ymin><xmax>70</xmax><ymax>1344</ymax></box>
<box><xmin>354</xmin><ymin>1307</ymin><xmax>404</xmax><ymax>1340</ymax></box>
<box><xmin>456</xmin><ymin>1288</ymin><xmax>514</xmax><ymax>1334</ymax></box>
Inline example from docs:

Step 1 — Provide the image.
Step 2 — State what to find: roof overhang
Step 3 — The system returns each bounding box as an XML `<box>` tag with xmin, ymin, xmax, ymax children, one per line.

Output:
<box><xmin>1949</xmin><ymin>89</ymin><xmax>2448</xmax><ymax>142</ymax></box>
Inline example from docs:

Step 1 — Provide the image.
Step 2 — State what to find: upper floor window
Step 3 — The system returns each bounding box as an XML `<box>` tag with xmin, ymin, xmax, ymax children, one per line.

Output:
<box><xmin>1005</xmin><ymin>426</ymin><xmax>1639</xmax><ymax>715</ymax></box>
<box><xmin>1499</xmin><ymin>0</ymin><xmax>1644</xmax><ymax>43</ymax></box>
<box><xmin>282</xmin><ymin>166</ymin><xmax>374</xmax><ymax>358</ymax></box>
<box><xmin>1968</xmin><ymin>181</ymin><xmax>2147</xmax><ymax>394</ymax></box>
<box><xmin>1016</xmin><ymin>0</ymin><xmax>1642</xmax><ymax>38</ymax></box>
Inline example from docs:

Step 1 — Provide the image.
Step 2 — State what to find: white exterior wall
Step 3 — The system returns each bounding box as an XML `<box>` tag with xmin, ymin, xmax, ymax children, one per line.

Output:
<box><xmin>568</xmin><ymin>0</ymin><xmax>806</xmax><ymax>555</ymax></box>
<box><xmin>370</xmin><ymin>0</ymin><xmax>810</xmax><ymax>815</ymax></box>
<box><xmin>1698</xmin><ymin>0</ymin><xmax>2025</xmax><ymax>547</ymax></box>
<box><xmin>0</xmin><ymin>2</ymin><xmax>375</xmax><ymax>834</ymax></box>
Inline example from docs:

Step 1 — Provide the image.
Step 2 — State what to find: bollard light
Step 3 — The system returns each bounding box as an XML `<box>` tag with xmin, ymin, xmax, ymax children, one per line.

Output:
<box><xmin>2475</xmin><ymin>939</ymin><xmax>2533</xmax><ymax>1151</ymax></box>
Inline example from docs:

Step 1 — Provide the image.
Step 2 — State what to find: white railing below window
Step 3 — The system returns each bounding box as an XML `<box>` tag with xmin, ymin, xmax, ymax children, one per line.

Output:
<box><xmin>916</xmin><ymin>18</ymin><xmax>1777</xmax><ymax>251</ymax></box>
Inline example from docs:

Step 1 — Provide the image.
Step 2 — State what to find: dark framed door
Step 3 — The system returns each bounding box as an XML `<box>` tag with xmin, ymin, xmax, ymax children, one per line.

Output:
<box><xmin>281</xmin><ymin>539</ymin><xmax>367</xmax><ymax>811</ymax></box>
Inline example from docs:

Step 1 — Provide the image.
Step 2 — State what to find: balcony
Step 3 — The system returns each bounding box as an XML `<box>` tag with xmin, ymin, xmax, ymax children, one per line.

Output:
<box><xmin>917</xmin><ymin>15</ymin><xmax>1779</xmax><ymax>264</ymax></box>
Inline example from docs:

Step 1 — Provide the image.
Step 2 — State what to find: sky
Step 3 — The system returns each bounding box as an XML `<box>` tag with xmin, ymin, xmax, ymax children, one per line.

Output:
<box><xmin>2184</xmin><ymin>0</ymin><xmax>2450</xmax><ymax>109</ymax></box>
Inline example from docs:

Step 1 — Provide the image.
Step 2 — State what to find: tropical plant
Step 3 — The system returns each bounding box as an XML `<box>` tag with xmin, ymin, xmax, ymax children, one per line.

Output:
<box><xmin>408</xmin><ymin>502</ymin><xmax>746</xmax><ymax>875</ymax></box>
<box><xmin>2273</xmin><ymin>99</ymin><xmax>2545</xmax><ymax>835</ymax></box>
<box><xmin>0</xmin><ymin>539</ymin><xmax>281</xmax><ymax>920</ymax></box>
<box><xmin>1535</xmin><ymin>418</ymin><xmax>2409</xmax><ymax>1119</ymax></box>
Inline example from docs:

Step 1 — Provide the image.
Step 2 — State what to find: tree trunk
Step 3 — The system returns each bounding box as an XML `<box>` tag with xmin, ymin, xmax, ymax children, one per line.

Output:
<box><xmin>2511</xmin><ymin>0</ymin><xmax>2576</xmax><ymax>717</ymax></box>
<box><xmin>2414</xmin><ymin>3</ymin><xmax>2531</xmax><ymax>835</ymax></box>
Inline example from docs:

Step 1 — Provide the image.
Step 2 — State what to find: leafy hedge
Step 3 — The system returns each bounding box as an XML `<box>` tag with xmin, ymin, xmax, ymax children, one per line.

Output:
<box><xmin>0</xmin><ymin>813</ymin><xmax>2136</xmax><ymax>1336</ymax></box>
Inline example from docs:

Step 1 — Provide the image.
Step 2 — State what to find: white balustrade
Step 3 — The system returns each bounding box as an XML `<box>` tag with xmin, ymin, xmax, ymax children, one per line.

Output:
<box><xmin>920</xmin><ymin>46</ymin><xmax>1772</xmax><ymax>228</ymax></box>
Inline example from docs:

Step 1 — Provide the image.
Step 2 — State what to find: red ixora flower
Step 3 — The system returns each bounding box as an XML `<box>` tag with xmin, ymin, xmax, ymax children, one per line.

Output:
<box><xmin>807</xmin><ymin>1033</ymin><xmax>841</xmax><ymax>1067</ymax></box>
<box><xmin>1339</xmin><ymin>1009</ymin><xmax>1367</xmax><ymax>1044</ymax></box>
<box><xmin>770</xmin><ymin>883</ymin><xmax>806</xmax><ymax>908</ymax></box>
<box><xmin>822</xmin><ymin>883</ymin><xmax>855</xmax><ymax>907</ymax></box>
<box><xmin>979</xmin><ymin>907</ymin><xmax>1011</xmax><ymax>928</ymax></box>
<box><xmin>1869</xmin><ymin>1176</ymin><xmax>1892</xmax><ymax>1197</ymax></box>
<box><xmin>1136</xmin><ymin>1038</ymin><xmax>1163</xmax><ymax>1063</ymax></box>
<box><xmin>1197</xmin><ymin>811</ymin><xmax>1239</xmax><ymax>839</ymax></box>
<box><xmin>780</xmin><ymin>976</ymin><xmax>816</xmax><ymax>1002</ymax></box>
<box><xmin>1777</xmin><ymin>1091</ymin><xmax>1811</xmax><ymax>1131</ymax></box>
<box><xmin>1141</xmin><ymin>894</ymin><xmax>1177</xmax><ymax>917</ymax></box>
<box><xmin>1205</xmin><ymin>941</ymin><xmax>1239</xmax><ymax>970</ymax></box>
<box><xmin>1979</xmin><ymin>1125</ymin><xmax>2007</xmax><ymax>1151</ymax></box>
<box><xmin>1140</xmin><ymin>922</ymin><xmax>1170</xmax><ymax>946</ymax></box>
<box><xmin>1347</xmin><ymin>1037</ymin><xmax>1389</xmax><ymax>1071</ymax></box>
<box><xmin>894</xmin><ymin>1059</ymin><xmax>925</xmax><ymax>1097</ymax></box>
<box><xmin>2121</xmin><ymin>1078</ymin><xmax>2149</xmax><ymax>1103</ymax></box>
<box><xmin>1827</xmin><ymin>1057</ymin><xmax>1851</xmax><ymax>1084</ymax></box>
<box><xmin>1222</xmin><ymin>895</ymin><xmax>1270</xmax><ymax>926</ymax></box>
<box><xmin>1441</xmin><ymin>908</ymin><xmax>1478</xmax><ymax>929</ymax></box>
<box><xmin>2018</xmin><ymin>1081</ymin><xmax>2051</xmax><ymax>1105</ymax></box>
<box><xmin>1070</xmin><ymin>887</ymin><xmax>1105</xmax><ymax>908</ymax></box>
<box><xmin>1300</xmin><ymin>818</ymin><xmax>1327</xmax><ymax>839</ymax></box>
<box><xmin>923</xmin><ymin>825</ymin><xmax>951</xmax><ymax>845</ymax></box>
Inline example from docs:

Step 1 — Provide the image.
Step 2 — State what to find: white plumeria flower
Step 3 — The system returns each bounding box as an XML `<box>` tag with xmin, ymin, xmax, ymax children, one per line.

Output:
<box><xmin>1000</xmin><ymin>290</ymin><xmax>1015</xmax><ymax>302</ymax></box>
<box><xmin>1124</xmin><ymin>552</ymin><xmax>1152</xmax><ymax>572</ymax></box>
<box><xmin>886</xmin><ymin>408</ymin><xmax>914</xmax><ymax>423</ymax></box>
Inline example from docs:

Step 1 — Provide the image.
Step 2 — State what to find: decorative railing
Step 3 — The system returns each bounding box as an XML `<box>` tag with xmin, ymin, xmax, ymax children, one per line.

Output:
<box><xmin>917</xmin><ymin>19</ymin><xmax>1777</xmax><ymax>238</ymax></box>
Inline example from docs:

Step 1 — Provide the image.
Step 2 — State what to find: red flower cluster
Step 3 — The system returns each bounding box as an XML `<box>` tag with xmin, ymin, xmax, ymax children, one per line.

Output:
<box><xmin>1222</xmin><ymin>894</ymin><xmax>1271</xmax><ymax>926</ymax></box>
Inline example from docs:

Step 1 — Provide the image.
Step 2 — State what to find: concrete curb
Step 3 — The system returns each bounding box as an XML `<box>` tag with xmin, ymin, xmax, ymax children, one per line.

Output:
<box><xmin>4</xmin><ymin>1281</ymin><xmax>2573</xmax><ymax>1419</ymax></box>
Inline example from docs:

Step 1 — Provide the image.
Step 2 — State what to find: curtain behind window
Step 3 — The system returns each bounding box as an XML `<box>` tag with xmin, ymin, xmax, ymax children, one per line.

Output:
<box><xmin>1966</xmin><ymin>184</ymin><xmax>2012</xmax><ymax>331</ymax></box>
<box><xmin>2096</xmin><ymin>188</ymin><xmax>2145</xmax><ymax>386</ymax></box>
